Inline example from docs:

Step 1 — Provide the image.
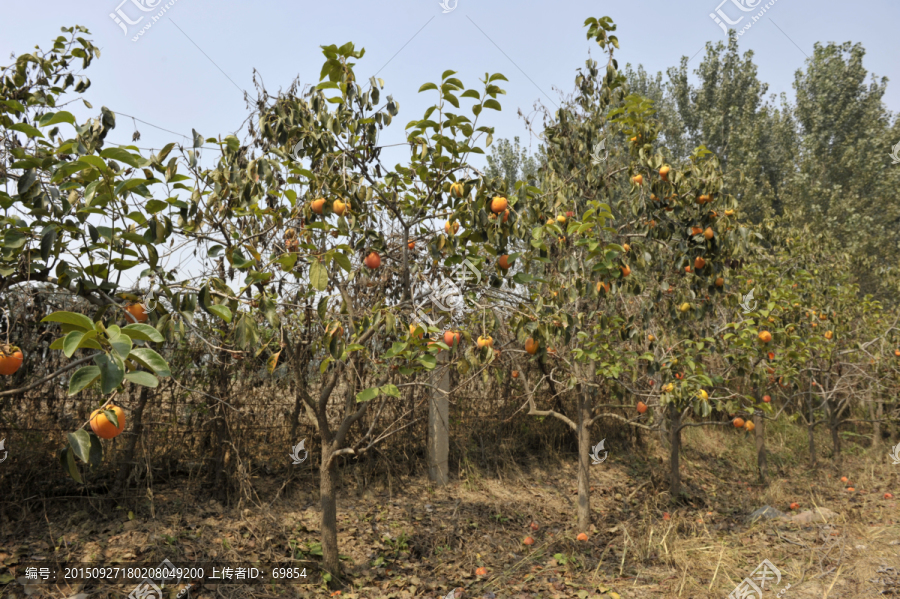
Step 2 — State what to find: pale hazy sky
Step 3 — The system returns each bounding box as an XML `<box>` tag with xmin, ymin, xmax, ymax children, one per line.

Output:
<box><xmin>2</xmin><ymin>0</ymin><xmax>898</xmax><ymax>286</ymax></box>
<box><xmin>2</xmin><ymin>0</ymin><xmax>898</xmax><ymax>168</ymax></box>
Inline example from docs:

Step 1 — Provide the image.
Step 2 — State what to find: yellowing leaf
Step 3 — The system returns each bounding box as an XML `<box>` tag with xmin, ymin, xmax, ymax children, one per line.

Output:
<box><xmin>267</xmin><ymin>350</ymin><xmax>282</xmax><ymax>374</ymax></box>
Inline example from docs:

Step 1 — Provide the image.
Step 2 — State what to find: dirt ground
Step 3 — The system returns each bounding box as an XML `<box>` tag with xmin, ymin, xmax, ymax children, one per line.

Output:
<box><xmin>1</xmin><ymin>425</ymin><xmax>898</xmax><ymax>599</ymax></box>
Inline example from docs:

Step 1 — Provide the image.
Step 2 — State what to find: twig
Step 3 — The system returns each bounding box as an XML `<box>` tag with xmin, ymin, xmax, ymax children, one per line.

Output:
<box><xmin>626</xmin><ymin>481</ymin><xmax>650</xmax><ymax>502</ymax></box>
<box><xmin>823</xmin><ymin>564</ymin><xmax>842</xmax><ymax>598</ymax></box>
<box><xmin>0</xmin><ymin>354</ymin><xmax>96</xmax><ymax>397</ymax></box>
<box><xmin>709</xmin><ymin>546</ymin><xmax>724</xmax><ymax>590</ymax></box>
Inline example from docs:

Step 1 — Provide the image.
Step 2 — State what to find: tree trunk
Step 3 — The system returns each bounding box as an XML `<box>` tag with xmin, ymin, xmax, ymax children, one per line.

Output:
<box><xmin>808</xmin><ymin>394</ymin><xmax>817</xmax><ymax>468</ymax></box>
<box><xmin>427</xmin><ymin>352</ymin><xmax>450</xmax><ymax>485</ymax></box>
<box><xmin>213</xmin><ymin>353</ymin><xmax>233</xmax><ymax>498</ymax></box>
<box><xmin>870</xmin><ymin>395</ymin><xmax>882</xmax><ymax>458</ymax></box>
<box><xmin>112</xmin><ymin>385</ymin><xmax>151</xmax><ymax>498</ymax></box>
<box><xmin>319</xmin><ymin>444</ymin><xmax>340</xmax><ymax>577</ymax></box>
<box><xmin>288</xmin><ymin>381</ymin><xmax>301</xmax><ymax>442</ymax></box>
<box><xmin>891</xmin><ymin>397</ymin><xmax>899</xmax><ymax>447</ymax></box>
<box><xmin>830</xmin><ymin>409</ymin><xmax>842</xmax><ymax>471</ymax></box>
<box><xmin>754</xmin><ymin>409</ymin><xmax>767</xmax><ymax>484</ymax></box>
<box><xmin>669</xmin><ymin>405</ymin><xmax>682</xmax><ymax>498</ymax></box>
<box><xmin>575</xmin><ymin>391</ymin><xmax>591</xmax><ymax>533</ymax></box>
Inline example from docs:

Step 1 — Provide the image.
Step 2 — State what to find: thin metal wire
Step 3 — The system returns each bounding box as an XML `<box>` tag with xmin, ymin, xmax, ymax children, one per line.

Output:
<box><xmin>169</xmin><ymin>19</ymin><xmax>247</xmax><ymax>97</ymax></box>
<box><xmin>466</xmin><ymin>15</ymin><xmax>557</xmax><ymax>109</ymax></box>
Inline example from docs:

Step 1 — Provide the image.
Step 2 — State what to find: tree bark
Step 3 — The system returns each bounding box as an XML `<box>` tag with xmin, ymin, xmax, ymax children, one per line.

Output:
<box><xmin>669</xmin><ymin>405</ymin><xmax>682</xmax><ymax>498</ymax></box>
<box><xmin>111</xmin><ymin>385</ymin><xmax>151</xmax><ymax>498</ymax></box>
<box><xmin>427</xmin><ymin>352</ymin><xmax>450</xmax><ymax>485</ymax></box>
<box><xmin>830</xmin><ymin>410</ymin><xmax>842</xmax><ymax>471</ymax></box>
<box><xmin>808</xmin><ymin>393</ymin><xmax>817</xmax><ymax>468</ymax></box>
<box><xmin>754</xmin><ymin>409</ymin><xmax>767</xmax><ymax>484</ymax></box>
<box><xmin>870</xmin><ymin>395</ymin><xmax>882</xmax><ymax>458</ymax></box>
<box><xmin>319</xmin><ymin>444</ymin><xmax>340</xmax><ymax>577</ymax></box>
<box><xmin>575</xmin><ymin>390</ymin><xmax>591</xmax><ymax>533</ymax></box>
<box><xmin>212</xmin><ymin>351</ymin><xmax>231</xmax><ymax>501</ymax></box>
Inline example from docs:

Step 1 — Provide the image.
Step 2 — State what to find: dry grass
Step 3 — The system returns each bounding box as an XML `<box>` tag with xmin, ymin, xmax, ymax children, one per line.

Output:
<box><xmin>1</xmin><ymin>417</ymin><xmax>897</xmax><ymax>599</ymax></box>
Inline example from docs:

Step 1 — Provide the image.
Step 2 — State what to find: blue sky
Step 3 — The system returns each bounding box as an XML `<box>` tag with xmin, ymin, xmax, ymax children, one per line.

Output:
<box><xmin>2</xmin><ymin>0</ymin><xmax>898</xmax><ymax>170</ymax></box>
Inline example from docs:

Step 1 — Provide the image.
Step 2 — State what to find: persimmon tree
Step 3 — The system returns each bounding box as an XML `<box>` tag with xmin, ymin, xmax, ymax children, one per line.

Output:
<box><xmin>508</xmin><ymin>16</ymin><xmax>758</xmax><ymax>530</ymax></box>
<box><xmin>616</xmin><ymin>98</ymin><xmax>763</xmax><ymax>498</ymax></box>
<box><xmin>766</xmin><ymin>228</ymin><xmax>886</xmax><ymax>470</ymax></box>
<box><xmin>164</xmin><ymin>41</ymin><xmax>513</xmax><ymax>578</ymax></box>
<box><xmin>0</xmin><ymin>27</ymin><xmax>175</xmax><ymax>481</ymax></box>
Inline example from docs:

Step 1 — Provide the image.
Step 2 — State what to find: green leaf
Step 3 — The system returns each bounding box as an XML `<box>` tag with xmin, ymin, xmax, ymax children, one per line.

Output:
<box><xmin>418</xmin><ymin>83</ymin><xmax>438</xmax><ymax>92</ymax></box>
<box><xmin>68</xmin><ymin>365</ymin><xmax>101</xmax><ymax>395</ymax></box>
<box><xmin>3</xmin><ymin>229</ymin><xmax>25</xmax><ymax>249</ymax></box>
<box><xmin>309</xmin><ymin>259</ymin><xmax>328</xmax><ymax>291</ymax></box>
<box><xmin>67</xmin><ymin>430</ymin><xmax>92</xmax><ymax>464</ymax></box>
<box><xmin>95</xmin><ymin>353</ymin><xmax>125</xmax><ymax>394</ymax></box>
<box><xmin>231</xmin><ymin>250</ymin><xmax>253</xmax><ymax>270</ymax></box>
<box><xmin>207</xmin><ymin>304</ymin><xmax>232</xmax><ymax>323</ymax></box>
<box><xmin>0</xmin><ymin>99</ymin><xmax>25</xmax><ymax>113</ymax></box>
<box><xmin>42</xmin><ymin>311</ymin><xmax>95</xmax><ymax>332</ymax></box>
<box><xmin>88</xmin><ymin>434</ymin><xmax>103</xmax><ymax>468</ymax></box>
<box><xmin>417</xmin><ymin>354</ymin><xmax>437</xmax><ymax>370</ymax></box>
<box><xmin>63</xmin><ymin>446</ymin><xmax>83</xmax><ymax>483</ymax></box>
<box><xmin>100</xmin><ymin>147</ymin><xmax>145</xmax><ymax>168</ymax></box>
<box><xmin>16</xmin><ymin>169</ymin><xmax>37</xmax><ymax>194</ymax></box>
<box><xmin>78</xmin><ymin>155</ymin><xmax>109</xmax><ymax>172</ymax></box>
<box><xmin>356</xmin><ymin>387</ymin><xmax>380</xmax><ymax>402</ymax></box>
<box><xmin>62</xmin><ymin>331</ymin><xmax>85</xmax><ymax>358</ymax></box>
<box><xmin>108</xmin><ymin>331</ymin><xmax>133</xmax><ymax>359</ymax></box>
<box><xmin>332</xmin><ymin>251</ymin><xmax>352</xmax><ymax>272</ymax></box>
<box><xmin>234</xmin><ymin>315</ymin><xmax>258</xmax><ymax>350</ymax></box>
<box><xmin>40</xmin><ymin>111</ymin><xmax>76</xmax><ymax>127</ymax></box>
<box><xmin>8</xmin><ymin>122</ymin><xmax>43</xmax><ymax>138</ymax></box>
<box><xmin>319</xmin><ymin>356</ymin><xmax>334</xmax><ymax>374</ymax></box>
<box><xmin>384</xmin><ymin>341</ymin><xmax>408</xmax><ymax>358</ymax></box>
<box><xmin>145</xmin><ymin>199</ymin><xmax>168</xmax><ymax>214</ymax></box>
<box><xmin>125</xmin><ymin>371</ymin><xmax>159</xmax><ymax>388</ymax></box>
<box><xmin>380</xmin><ymin>384</ymin><xmax>401</xmax><ymax>398</ymax></box>
<box><xmin>40</xmin><ymin>225</ymin><xmax>57</xmax><ymax>261</ymax></box>
<box><xmin>101</xmin><ymin>408</ymin><xmax>120</xmax><ymax>430</ymax></box>
<box><xmin>317</xmin><ymin>296</ymin><xmax>329</xmax><ymax>322</ymax></box>
<box><xmin>121</xmin><ymin>323</ymin><xmax>164</xmax><ymax>343</ymax></box>
<box><xmin>129</xmin><ymin>347</ymin><xmax>171</xmax><ymax>377</ymax></box>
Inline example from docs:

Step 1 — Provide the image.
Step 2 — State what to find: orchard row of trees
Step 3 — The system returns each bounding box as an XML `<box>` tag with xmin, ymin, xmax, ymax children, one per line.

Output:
<box><xmin>1</xmin><ymin>19</ymin><xmax>899</xmax><ymax>581</ymax></box>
